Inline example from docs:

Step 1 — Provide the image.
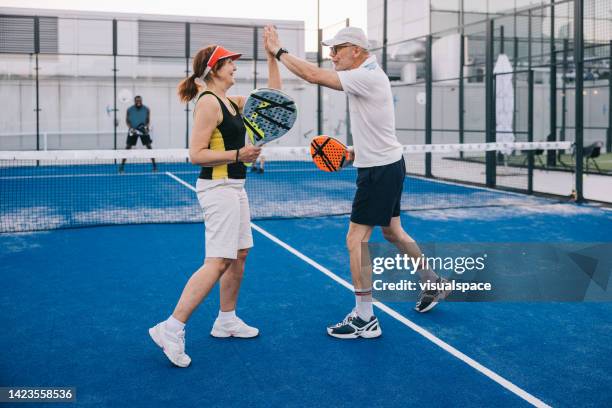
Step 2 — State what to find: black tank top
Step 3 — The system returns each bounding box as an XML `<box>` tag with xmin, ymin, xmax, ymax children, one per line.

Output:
<box><xmin>196</xmin><ymin>91</ymin><xmax>247</xmax><ymax>180</ymax></box>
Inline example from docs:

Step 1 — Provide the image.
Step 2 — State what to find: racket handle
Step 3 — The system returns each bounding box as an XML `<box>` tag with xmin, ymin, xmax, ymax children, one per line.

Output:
<box><xmin>342</xmin><ymin>149</ymin><xmax>354</xmax><ymax>168</ymax></box>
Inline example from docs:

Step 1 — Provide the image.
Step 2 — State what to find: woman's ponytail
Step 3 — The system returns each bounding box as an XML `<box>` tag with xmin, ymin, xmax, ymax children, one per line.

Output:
<box><xmin>177</xmin><ymin>73</ymin><xmax>199</xmax><ymax>103</ymax></box>
<box><xmin>176</xmin><ymin>45</ymin><xmax>218</xmax><ymax>103</ymax></box>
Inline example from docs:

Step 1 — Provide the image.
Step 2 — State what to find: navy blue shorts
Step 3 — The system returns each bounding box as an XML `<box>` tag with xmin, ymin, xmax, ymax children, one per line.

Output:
<box><xmin>126</xmin><ymin>131</ymin><xmax>152</xmax><ymax>147</ymax></box>
<box><xmin>350</xmin><ymin>157</ymin><xmax>405</xmax><ymax>227</ymax></box>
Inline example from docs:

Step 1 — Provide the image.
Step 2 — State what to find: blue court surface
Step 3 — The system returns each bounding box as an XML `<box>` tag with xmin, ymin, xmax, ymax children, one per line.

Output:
<box><xmin>1</xmin><ymin>164</ymin><xmax>612</xmax><ymax>407</ymax></box>
<box><xmin>0</xmin><ymin>159</ymin><xmax>553</xmax><ymax>232</ymax></box>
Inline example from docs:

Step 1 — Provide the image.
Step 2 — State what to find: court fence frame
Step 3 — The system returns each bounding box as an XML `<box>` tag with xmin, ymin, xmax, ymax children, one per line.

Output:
<box><xmin>368</xmin><ymin>0</ymin><xmax>610</xmax><ymax>203</ymax></box>
<box><xmin>1</xmin><ymin>1</ymin><xmax>610</xmax><ymax>204</ymax></box>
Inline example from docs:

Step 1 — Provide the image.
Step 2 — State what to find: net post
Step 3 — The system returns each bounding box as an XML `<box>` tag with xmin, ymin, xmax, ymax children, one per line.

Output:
<box><xmin>459</xmin><ymin>33</ymin><xmax>465</xmax><ymax>158</ymax></box>
<box><xmin>425</xmin><ymin>35</ymin><xmax>432</xmax><ymax>177</ymax></box>
<box><xmin>345</xmin><ymin>18</ymin><xmax>352</xmax><ymax>146</ymax></box>
<box><xmin>253</xmin><ymin>27</ymin><xmax>258</xmax><ymax>90</ymax></box>
<box><xmin>485</xmin><ymin>19</ymin><xmax>496</xmax><ymax>188</ymax></box>
<box><xmin>185</xmin><ymin>22</ymin><xmax>191</xmax><ymax>149</ymax></box>
<box><xmin>34</xmin><ymin>16</ymin><xmax>40</xmax><ymax>152</ymax></box>
<box><xmin>527</xmin><ymin>9</ymin><xmax>532</xmax><ymax>70</ymax></box>
<box><xmin>528</xmin><ymin>69</ymin><xmax>534</xmax><ymax>194</ymax></box>
<box><xmin>113</xmin><ymin>19</ymin><xmax>118</xmax><ymax>151</ymax></box>
<box><xmin>513</xmin><ymin>36</ymin><xmax>518</xmax><ymax>143</ymax></box>
<box><xmin>317</xmin><ymin>28</ymin><xmax>322</xmax><ymax>135</ymax></box>
<box><xmin>547</xmin><ymin>0</ymin><xmax>557</xmax><ymax>167</ymax></box>
<box><xmin>574</xmin><ymin>0</ymin><xmax>584</xmax><ymax>202</ymax></box>
<box><xmin>561</xmin><ymin>38</ymin><xmax>568</xmax><ymax>144</ymax></box>
<box><xmin>382</xmin><ymin>0</ymin><xmax>388</xmax><ymax>73</ymax></box>
<box><xmin>607</xmin><ymin>40</ymin><xmax>612</xmax><ymax>154</ymax></box>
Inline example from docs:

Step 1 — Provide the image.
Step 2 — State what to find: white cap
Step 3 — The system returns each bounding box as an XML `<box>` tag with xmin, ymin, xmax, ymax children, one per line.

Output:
<box><xmin>322</xmin><ymin>27</ymin><xmax>369</xmax><ymax>50</ymax></box>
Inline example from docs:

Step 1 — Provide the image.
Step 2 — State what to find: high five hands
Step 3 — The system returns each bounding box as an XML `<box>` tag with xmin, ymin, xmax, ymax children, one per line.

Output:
<box><xmin>263</xmin><ymin>25</ymin><xmax>282</xmax><ymax>58</ymax></box>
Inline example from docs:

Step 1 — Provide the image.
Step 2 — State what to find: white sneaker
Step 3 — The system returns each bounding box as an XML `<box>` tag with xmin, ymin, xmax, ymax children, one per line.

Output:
<box><xmin>210</xmin><ymin>317</ymin><xmax>259</xmax><ymax>338</ymax></box>
<box><xmin>149</xmin><ymin>322</ymin><xmax>191</xmax><ymax>367</ymax></box>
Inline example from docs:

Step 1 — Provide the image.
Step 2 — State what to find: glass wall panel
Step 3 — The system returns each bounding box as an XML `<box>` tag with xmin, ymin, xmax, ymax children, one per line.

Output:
<box><xmin>0</xmin><ymin>54</ymin><xmax>37</xmax><ymax>150</ymax></box>
<box><xmin>38</xmin><ymin>54</ymin><xmax>115</xmax><ymax>149</ymax></box>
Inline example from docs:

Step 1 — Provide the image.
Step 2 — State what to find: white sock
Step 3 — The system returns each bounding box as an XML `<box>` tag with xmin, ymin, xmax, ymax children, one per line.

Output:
<box><xmin>355</xmin><ymin>288</ymin><xmax>373</xmax><ymax>321</ymax></box>
<box><xmin>218</xmin><ymin>310</ymin><xmax>237</xmax><ymax>322</ymax></box>
<box><xmin>165</xmin><ymin>315</ymin><xmax>185</xmax><ymax>333</ymax></box>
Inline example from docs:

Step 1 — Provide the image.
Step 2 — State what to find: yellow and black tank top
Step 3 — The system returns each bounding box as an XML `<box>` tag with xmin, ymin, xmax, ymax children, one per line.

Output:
<box><xmin>196</xmin><ymin>91</ymin><xmax>247</xmax><ymax>180</ymax></box>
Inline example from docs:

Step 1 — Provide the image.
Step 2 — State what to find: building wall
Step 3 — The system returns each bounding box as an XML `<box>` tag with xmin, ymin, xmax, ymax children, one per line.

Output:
<box><xmin>0</xmin><ymin>7</ymin><xmax>309</xmax><ymax>150</ymax></box>
<box><xmin>0</xmin><ymin>70</ymin><xmax>319</xmax><ymax>150</ymax></box>
<box><xmin>367</xmin><ymin>0</ymin><xmax>430</xmax><ymax>48</ymax></box>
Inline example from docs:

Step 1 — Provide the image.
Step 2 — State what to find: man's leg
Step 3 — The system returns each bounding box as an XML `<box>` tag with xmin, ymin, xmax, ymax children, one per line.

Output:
<box><xmin>381</xmin><ymin>216</ymin><xmax>438</xmax><ymax>283</ymax></box>
<box><xmin>327</xmin><ymin>222</ymin><xmax>381</xmax><ymax>339</ymax></box>
<box><xmin>346</xmin><ymin>221</ymin><xmax>375</xmax><ymax>296</ymax></box>
<box><xmin>119</xmin><ymin>144</ymin><xmax>132</xmax><ymax>173</ymax></box>
<box><xmin>347</xmin><ymin>221</ymin><xmax>375</xmax><ymax>319</ymax></box>
<box><xmin>145</xmin><ymin>143</ymin><xmax>157</xmax><ymax>171</ymax></box>
<box><xmin>381</xmin><ymin>217</ymin><xmax>450</xmax><ymax>313</ymax></box>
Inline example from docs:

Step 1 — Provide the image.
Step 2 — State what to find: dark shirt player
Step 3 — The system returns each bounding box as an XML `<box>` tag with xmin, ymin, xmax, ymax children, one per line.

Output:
<box><xmin>119</xmin><ymin>95</ymin><xmax>156</xmax><ymax>172</ymax></box>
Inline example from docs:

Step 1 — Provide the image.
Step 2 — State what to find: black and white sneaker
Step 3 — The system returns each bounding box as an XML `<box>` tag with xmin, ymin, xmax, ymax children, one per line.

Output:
<box><xmin>327</xmin><ymin>308</ymin><xmax>357</xmax><ymax>329</ymax></box>
<box><xmin>327</xmin><ymin>313</ymin><xmax>382</xmax><ymax>339</ymax></box>
<box><xmin>415</xmin><ymin>277</ymin><xmax>452</xmax><ymax>313</ymax></box>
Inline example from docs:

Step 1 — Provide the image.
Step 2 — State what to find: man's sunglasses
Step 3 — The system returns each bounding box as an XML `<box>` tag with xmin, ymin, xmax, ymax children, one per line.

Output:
<box><xmin>330</xmin><ymin>43</ymin><xmax>354</xmax><ymax>55</ymax></box>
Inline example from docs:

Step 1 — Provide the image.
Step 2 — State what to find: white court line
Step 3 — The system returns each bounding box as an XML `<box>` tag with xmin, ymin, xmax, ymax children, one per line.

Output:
<box><xmin>0</xmin><ymin>170</ymin><xmax>199</xmax><ymax>181</ymax></box>
<box><xmin>165</xmin><ymin>171</ymin><xmax>197</xmax><ymax>191</ymax></box>
<box><xmin>0</xmin><ymin>171</ymin><xmax>164</xmax><ymax>180</ymax></box>
<box><xmin>165</xmin><ymin>170</ymin><xmax>552</xmax><ymax>408</ymax></box>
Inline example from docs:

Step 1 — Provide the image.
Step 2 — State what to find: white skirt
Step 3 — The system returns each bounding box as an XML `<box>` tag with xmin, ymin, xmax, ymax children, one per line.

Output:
<box><xmin>196</xmin><ymin>178</ymin><xmax>253</xmax><ymax>260</ymax></box>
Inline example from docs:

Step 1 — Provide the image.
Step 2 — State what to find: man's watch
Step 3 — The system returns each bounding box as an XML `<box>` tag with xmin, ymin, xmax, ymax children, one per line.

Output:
<box><xmin>275</xmin><ymin>47</ymin><xmax>288</xmax><ymax>61</ymax></box>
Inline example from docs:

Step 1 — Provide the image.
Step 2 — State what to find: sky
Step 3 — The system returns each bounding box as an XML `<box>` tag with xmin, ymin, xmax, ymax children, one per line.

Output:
<box><xmin>1</xmin><ymin>0</ymin><xmax>368</xmax><ymax>52</ymax></box>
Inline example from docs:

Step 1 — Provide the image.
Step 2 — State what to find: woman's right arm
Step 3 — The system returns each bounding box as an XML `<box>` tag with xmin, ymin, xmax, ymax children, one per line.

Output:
<box><xmin>189</xmin><ymin>95</ymin><xmax>260</xmax><ymax>166</ymax></box>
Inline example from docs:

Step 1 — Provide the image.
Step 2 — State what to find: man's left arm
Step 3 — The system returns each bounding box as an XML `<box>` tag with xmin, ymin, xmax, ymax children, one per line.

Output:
<box><xmin>264</xmin><ymin>25</ymin><xmax>342</xmax><ymax>91</ymax></box>
<box><xmin>278</xmin><ymin>53</ymin><xmax>342</xmax><ymax>91</ymax></box>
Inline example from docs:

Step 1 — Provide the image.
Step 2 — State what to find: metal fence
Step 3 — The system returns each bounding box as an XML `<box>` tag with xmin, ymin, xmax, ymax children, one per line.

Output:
<box><xmin>362</xmin><ymin>0</ymin><xmax>611</xmax><ymax>202</ymax></box>
<box><xmin>0</xmin><ymin>13</ymin><xmax>309</xmax><ymax>150</ymax></box>
<box><xmin>1</xmin><ymin>1</ymin><xmax>610</xmax><ymax>203</ymax></box>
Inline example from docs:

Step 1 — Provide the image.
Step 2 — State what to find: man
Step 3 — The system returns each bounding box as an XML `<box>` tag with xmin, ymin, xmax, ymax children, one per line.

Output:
<box><xmin>119</xmin><ymin>95</ymin><xmax>156</xmax><ymax>173</ymax></box>
<box><xmin>263</xmin><ymin>26</ymin><xmax>450</xmax><ymax>339</ymax></box>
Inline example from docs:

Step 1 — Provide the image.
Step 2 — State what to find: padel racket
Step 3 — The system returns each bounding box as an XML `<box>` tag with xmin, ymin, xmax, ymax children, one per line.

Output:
<box><xmin>243</xmin><ymin>88</ymin><xmax>297</xmax><ymax>146</ymax></box>
<box><xmin>310</xmin><ymin>136</ymin><xmax>350</xmax><ymax>172</ymax></box>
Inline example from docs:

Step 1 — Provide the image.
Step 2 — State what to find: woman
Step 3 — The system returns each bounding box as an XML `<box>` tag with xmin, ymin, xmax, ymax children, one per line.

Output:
<box><xmin>149</xmin><ymin>42</ymin><xmax>281</xmax><ymax>367</ymax></box>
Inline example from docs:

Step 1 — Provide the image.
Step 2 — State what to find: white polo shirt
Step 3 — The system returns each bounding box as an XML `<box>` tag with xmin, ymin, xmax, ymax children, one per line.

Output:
<box><xmin>337</xmin><ymin>55</ymin><xmax>402</xmax><ymax>168</ymax></box>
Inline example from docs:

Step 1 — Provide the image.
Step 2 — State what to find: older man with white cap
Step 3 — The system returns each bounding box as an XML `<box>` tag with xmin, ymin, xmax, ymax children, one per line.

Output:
<box><xmin>263</xmin><ymin>26</ymin><xmax>450</xmax><ymax>339</ymax></box>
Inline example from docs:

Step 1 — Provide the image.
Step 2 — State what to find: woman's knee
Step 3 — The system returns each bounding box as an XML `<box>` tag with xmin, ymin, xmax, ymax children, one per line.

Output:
<box><xmin>236</xmin><ymin>248</ymin><xmax>249</xmax><ymax>262</ymax></box>
<box><xmin>205</xmin><ymin>257</ymin><xmax>233</xmax><ymax>273</ymax></box>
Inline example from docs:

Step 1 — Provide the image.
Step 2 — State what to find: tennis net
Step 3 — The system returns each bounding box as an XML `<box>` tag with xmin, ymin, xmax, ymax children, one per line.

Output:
<box><xmin>0</xmin><ymin>142</ymin><xmax>572</xmax><ymax>233</ymax></box>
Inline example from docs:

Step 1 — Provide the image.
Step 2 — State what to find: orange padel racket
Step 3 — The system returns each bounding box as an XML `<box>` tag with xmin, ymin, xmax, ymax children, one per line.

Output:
<box><xmin>310</xmin><ymin>136</ymin><xmax>349</xmax><ymax>172</ymax></box>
